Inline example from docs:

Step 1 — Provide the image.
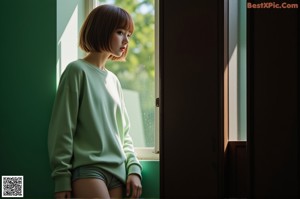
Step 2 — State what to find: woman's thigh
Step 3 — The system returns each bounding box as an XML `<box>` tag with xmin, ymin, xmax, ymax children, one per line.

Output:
<box><xmin>109</xmin><ymin>186</ymin><xmax>123</xmax><ymax>199</ymax></box>
<box><xmin>72</xmin><ymin>178</ymin><xmax>110</xmax><ymax>199</ymax></box>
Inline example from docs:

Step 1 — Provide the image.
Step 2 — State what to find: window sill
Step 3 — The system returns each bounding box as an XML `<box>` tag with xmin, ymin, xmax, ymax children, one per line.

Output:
<box><xmin>135</xmin><ymin>147</ymin><xmax>160</xmax><ymax>161</ymax></box>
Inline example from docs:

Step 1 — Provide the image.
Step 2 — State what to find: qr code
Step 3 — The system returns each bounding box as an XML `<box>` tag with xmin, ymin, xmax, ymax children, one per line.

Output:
<box><xmin>2</xmin><ymin>176</ymin><xmax>23</xmax><ymax>198</ymax></box>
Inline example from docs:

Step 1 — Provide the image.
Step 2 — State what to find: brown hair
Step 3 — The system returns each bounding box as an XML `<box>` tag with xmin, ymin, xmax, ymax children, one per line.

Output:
<box><xmin>79</xmin><ymin>4</ymin><xmax>134</xmax><ymax>61</ymax></box>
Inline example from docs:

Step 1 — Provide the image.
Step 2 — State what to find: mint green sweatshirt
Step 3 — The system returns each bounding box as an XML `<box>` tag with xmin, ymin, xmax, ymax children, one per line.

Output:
<box><xmin>48</xmin><ymin>59</ymin><xmax>142</xmax><ymax>193</ymax></box>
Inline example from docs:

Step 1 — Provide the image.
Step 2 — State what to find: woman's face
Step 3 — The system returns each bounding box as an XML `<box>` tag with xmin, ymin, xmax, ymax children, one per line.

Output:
<box><xmin>110</xmin><ymin>28</ymin><xmax>131</xmax><ymax>57</ymax></box>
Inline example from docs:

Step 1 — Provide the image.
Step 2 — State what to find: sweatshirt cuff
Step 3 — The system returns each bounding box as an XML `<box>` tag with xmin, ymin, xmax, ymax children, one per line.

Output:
<box><xmin>128</xmin><ymin>164</ymin><xmax>142</xmax><ymax>180</ymax></box>
<box><xmin>54</xmin><ymin>176</ymin><xmax>72</xmax><ymax>193</ymax></box>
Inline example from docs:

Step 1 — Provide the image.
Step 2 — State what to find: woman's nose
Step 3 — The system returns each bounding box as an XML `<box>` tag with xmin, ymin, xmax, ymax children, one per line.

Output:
<box><xmin>123</xmin><ymin>36</ymin><xmax>129</xmax><ymax>44</ymax></box>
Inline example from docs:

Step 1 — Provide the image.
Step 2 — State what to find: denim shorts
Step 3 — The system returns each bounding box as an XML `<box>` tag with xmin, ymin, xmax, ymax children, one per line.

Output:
<box><xmin>71</xmin><ymin>165</ymin><xmax>124</xmax><ymax>190</ymax></box>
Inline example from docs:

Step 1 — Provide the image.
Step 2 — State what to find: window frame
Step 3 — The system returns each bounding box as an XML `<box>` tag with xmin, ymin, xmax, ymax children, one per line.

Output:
<box><xmin>89</xmin><ymin>0</ymin><xmax>160</xmax><ymax>160</ymax></box>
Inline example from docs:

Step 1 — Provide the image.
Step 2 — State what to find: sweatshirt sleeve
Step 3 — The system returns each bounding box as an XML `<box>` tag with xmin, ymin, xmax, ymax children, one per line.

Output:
<box><xmin>118</xmin><ymin>85</ymin><xmax>143</xmax><ymax>179</ymax></box>
<box><xmin>48</xmin><ymin>65</ymin><xmax>82</xmax><ymax>193</ymax></box>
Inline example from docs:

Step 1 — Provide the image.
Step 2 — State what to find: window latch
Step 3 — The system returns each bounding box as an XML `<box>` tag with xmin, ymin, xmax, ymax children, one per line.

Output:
<box><xmin>156</xmin><ymin>98</ymin><xmax>160</xmax><ymax>107</ymax></box>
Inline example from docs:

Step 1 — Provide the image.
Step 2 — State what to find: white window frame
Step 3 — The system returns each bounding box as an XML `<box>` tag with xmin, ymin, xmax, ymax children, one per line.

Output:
<box><xmin>89</xmin><ymin>0</ymin><xmax>160</xmax><ymax>160</ymax></box>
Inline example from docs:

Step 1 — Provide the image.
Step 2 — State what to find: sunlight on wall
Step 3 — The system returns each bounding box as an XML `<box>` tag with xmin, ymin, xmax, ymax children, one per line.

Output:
<box><xmin>228</xmin><ymin>0</ymin><xmax>239</xmax><ymax>141</ymax></box>
<box><xmin>57</xmin><ymin>5</ymin><xmax>79</xmax><ymax>86</ymax></box>
<box><xmin>229</xmin><ymin>45</ymin><xmax>238</xmax><ymax>141</ymax></box>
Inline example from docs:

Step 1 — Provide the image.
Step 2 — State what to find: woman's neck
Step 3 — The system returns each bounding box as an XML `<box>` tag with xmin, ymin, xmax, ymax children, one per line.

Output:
<box><xmin>83</xmin><ymin>52</ymin><xmax>110</xmax><ymax>70</ymax></box>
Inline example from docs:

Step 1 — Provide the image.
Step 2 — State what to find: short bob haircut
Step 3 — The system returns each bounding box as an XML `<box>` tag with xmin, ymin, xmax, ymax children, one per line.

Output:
<box><xmin>79</xmin><ymin>4</ymin><xmax>134</xmax><ymax>61</ymax></box>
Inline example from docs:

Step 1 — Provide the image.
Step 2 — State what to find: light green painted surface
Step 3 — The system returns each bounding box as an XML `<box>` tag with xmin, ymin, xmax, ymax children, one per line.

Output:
<box><xmin>57</xmin><ymin>0</ymin><xmax>86</xmax><ymax>78</ymax></box>
<box><xmin>57</xmin><ymin>0</ymin><xmax>85</xmax><ymax>43</ymax></box>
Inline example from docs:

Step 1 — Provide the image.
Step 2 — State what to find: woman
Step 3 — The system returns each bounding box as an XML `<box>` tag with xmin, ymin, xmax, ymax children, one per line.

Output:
<box><xmin>48</xmin><ymin>4</ymin><xmax>142</xmax><ymax>199</ymax></box>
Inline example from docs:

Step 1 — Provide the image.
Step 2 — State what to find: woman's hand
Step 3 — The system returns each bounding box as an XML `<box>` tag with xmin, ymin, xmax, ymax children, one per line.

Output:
<box><xmin>55</xmin><ymin>191</ymin><xmax>71</xmax><ymax>199</ymax></box>
<box><xmin>126</xmin><ymin>174</ymin><xmax>142</xmax><ymax>198</ymax></box>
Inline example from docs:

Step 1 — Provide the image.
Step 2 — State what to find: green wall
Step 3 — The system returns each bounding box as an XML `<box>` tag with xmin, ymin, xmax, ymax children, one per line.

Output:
<box><xmin>0</xmin><ymin>1</ymin><xmax>159</xmax><ymax>198</ymax></box>
<box><xmin>140</xmin><ymin>161</ymin><xmax>160</xmax><ymax>198</ymax></box>
<box><xmin>0</xmin><ymin>0</ymin><xmax>56</xmax><ymax>197</ymax></box>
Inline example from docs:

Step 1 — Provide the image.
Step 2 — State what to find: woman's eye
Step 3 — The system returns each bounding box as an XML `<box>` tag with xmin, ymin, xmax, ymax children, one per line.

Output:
<box><xmin>117</xmin><ymin>31</ymin><xmax>124</xmax><ymax>35</ymax></box>
<box><xmin>116</xmin><ymin>30</ymin><xmax>131</xmax><ymax>38</ymax></box>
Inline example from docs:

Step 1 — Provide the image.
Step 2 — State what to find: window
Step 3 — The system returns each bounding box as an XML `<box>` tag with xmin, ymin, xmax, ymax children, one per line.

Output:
<box><xmin>227</xmin><ymin>0</ymin><xmax>247</xmax><ymax>141</ymax></box>
<box><xmin>93</xmin><ymin>0</ymin><xmax>159</xmax><ymax>159</ymax></box>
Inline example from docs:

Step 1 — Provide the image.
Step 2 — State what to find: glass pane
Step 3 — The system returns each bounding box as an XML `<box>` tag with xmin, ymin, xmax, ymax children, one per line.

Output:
<box><xmin>98</xmin><ymin>0</ymin><xmax>155</xmax><ymax>147</ymax></box>
<box><xmin>228</xmin><ymin>0</ymin><xmax>247</xmax><ymax>141</ymax></box>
